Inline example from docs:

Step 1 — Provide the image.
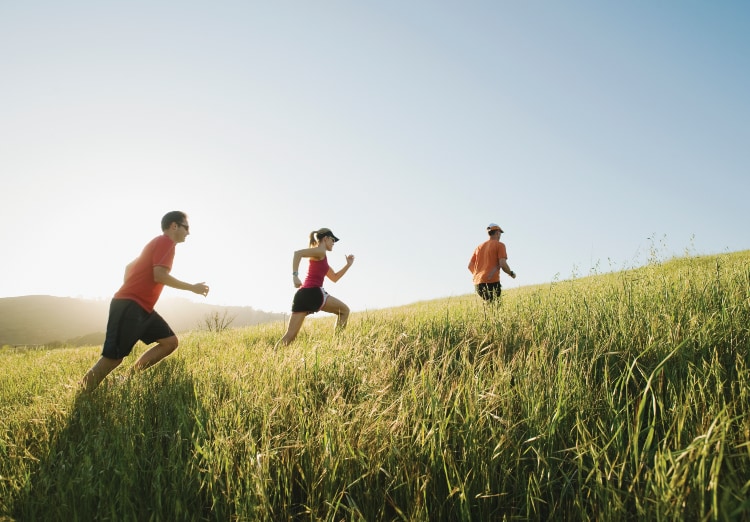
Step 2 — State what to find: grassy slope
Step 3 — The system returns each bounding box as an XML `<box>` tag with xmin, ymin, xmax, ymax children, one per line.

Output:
<box><xmin>1</xmin><ymin>251</ymin><xmax>749</xmax><ymax>521</ymax></box>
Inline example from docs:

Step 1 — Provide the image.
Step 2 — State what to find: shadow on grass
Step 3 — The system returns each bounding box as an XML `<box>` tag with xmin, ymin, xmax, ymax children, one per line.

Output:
<box><xmin>12</xmin><ymin>357</ymin><xmax>214</xmax><ymax>521</ymax></box>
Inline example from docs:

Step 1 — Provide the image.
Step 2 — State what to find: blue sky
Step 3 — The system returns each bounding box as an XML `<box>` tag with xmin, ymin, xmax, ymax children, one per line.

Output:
<box><xmin>1</xmin><ymin>1</ymin><xmax>748</xmax><ymax>314</ymax></box>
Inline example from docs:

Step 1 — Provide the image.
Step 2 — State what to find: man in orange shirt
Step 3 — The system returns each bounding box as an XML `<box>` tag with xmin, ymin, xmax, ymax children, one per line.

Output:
<box><xmin>80</xmin><ymin>211</ymin><xmax>210</xmax><ymax>392</ymax></box>
<box><xmin>468</xmin><ymin>223</ymin><xmax>516</xmax><ymax>302</ymax></box>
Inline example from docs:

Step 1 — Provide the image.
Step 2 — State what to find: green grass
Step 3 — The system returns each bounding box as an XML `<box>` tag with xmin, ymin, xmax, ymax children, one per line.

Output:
<box><xmin>2</xmin><ymin>251</ymin><xmax>750</xmax><ymax>521</ymax></box>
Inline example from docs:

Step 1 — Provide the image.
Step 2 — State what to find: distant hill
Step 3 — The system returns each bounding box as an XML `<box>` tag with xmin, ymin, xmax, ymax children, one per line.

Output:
<box><xmin>0</xmin><ymin>296</ymin><xmax>286</xmax><ymax>347</ymax></box>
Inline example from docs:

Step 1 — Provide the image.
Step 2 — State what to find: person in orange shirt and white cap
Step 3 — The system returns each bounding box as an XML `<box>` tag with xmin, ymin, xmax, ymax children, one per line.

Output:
<box><xmin>468</xmin><ymin>223</ymin><xmax>516</xmax><ymax>302</ymax></box>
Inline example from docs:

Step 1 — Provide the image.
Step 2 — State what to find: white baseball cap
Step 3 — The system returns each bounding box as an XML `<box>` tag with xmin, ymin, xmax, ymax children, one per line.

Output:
<box><xmin>487</xmin><ymin>223</ymin><xmax>504</xmax><ymax>233</ymax></box>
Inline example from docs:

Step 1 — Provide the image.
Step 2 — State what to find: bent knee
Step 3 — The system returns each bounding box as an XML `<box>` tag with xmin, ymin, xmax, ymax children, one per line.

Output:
<box><xmin>161</xmin><ymin>336</ymin><xmax>179</xmax><ymax>352</ymax></box>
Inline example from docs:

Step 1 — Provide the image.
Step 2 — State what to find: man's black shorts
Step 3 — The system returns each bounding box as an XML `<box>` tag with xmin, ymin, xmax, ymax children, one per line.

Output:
<box><xmin>101</xmin><ymin>299</ymin><xmax>175</xmax><ymax>359</ymax></box>
<box><xmin>475</xmin><ymin>282</ymin><xmax>502</xmax><ymax>302</ymax></box>
<box><xmin>291</xmin><ymin>287</ymin><xmax>327</xmax><ymax>313</ymax></box>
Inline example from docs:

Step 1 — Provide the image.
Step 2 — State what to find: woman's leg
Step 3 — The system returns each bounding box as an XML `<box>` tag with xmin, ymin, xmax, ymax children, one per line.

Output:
<box><xmin>321</xmin><ymin>295</ymin><xmax>350</xmax><ymax>330</ymax></box>
<box><xmin>279</xmin><ymin>312</ymin><xmax>307</xmax><ymax>346</ymax></box>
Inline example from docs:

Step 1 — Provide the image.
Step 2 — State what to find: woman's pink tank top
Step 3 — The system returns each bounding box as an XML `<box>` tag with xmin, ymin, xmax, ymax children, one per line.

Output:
<box><xmin>302</xmin><ymin>257</ymin><xmax>329</xmax><ymax>288</ymax></box>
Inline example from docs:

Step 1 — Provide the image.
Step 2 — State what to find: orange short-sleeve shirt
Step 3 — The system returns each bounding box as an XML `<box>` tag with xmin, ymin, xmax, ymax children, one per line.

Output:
<box><xmin>468</xmin><ymin>239</ymin><xmax>508</xmax><ymax>284</ymax></box>
<box><xmin>114</xmin><ymin>234</ymin><xmax>176</xmax><ymax>312</ymax></box>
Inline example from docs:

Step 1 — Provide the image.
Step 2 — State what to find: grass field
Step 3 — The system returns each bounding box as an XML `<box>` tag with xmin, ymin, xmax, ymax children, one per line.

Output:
<box><xmin>2</xmin><ymin>251</ymin><xmax>749</xmax><ymax>521</ymax></box>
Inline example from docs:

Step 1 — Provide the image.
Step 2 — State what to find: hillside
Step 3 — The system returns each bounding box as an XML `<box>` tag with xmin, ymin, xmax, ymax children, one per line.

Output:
<box><xmin>0</xmin><ymin>295</ymin><xmax>285</xmax><ymax>346</ymax></box>
<box><xmin>2</xmin><ymin>251</ymin><xmax>750</xmax><ymax>519</ymax></box>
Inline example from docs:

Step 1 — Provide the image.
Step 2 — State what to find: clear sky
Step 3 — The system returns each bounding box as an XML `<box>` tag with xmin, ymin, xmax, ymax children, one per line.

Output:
<box><xmin>2</xmin><ymin>1</ymin><xmax>748</xmax><ymax>314</ymax></box>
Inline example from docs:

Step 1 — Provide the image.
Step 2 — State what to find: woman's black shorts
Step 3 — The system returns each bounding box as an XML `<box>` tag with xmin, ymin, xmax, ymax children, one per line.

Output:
<box><xmin>291</xmin><ymin>287</ymin><xmax>327</xmax><ymax>313</ymax></box>
<box><xmin>101</xmin><ymin>298</ymin><xmax>175</xmax><ymax>359</ymax></box>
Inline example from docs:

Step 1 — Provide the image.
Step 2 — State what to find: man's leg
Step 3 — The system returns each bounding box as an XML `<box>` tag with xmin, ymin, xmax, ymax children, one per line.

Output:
<box><xmin>81</xmin><ymin>356</ymin><xmax>123</xmax><ymax>392</ymax></box>
<box><xmin>489</xmin><ymin>282</ymin><xmax>502</xmax><ymax>302</ymax></box>
<box><xmin>133</xmin><ymin>335</ymin><xmax>179</xmax><ymax>371</ymax></box>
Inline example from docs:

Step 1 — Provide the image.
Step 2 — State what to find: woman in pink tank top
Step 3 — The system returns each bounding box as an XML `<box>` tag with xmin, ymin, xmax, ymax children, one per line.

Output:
<box><xmin>278</xmin><ymin>227</ymin><xmax>355</xmax><ymax>346</ymax></box>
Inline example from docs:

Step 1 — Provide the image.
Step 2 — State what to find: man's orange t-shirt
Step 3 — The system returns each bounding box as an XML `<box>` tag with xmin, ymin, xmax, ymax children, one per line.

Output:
<box><xmin>468</xmin><ymin>239</ymin><xmax>508</xmax><ymax>284</ymax></box>
<box><xmin>114</xmin><ymin>234</ymin><xmax>176</xmax><ymax>312</ymax></box>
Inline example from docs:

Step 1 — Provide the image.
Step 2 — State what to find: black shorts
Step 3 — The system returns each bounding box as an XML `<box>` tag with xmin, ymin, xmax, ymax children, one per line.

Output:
<box><xmin>475</xmin><ymin>282</ymin><xmax>502</xmax><ymax>302</ymax></box>
<box><xmin>101</xmin><ymin>299</ymin><xmax>175</xmax><ymax>359</ymax></box>
<box><xmin>291</xmin><ymin>287</ymin><xmax>328</xmax><ymax>314</ymax></box>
